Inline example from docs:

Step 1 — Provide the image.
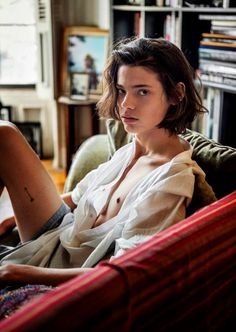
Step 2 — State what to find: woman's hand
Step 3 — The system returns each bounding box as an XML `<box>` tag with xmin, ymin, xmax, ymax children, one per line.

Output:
<box><xmin>0</xmin><ymin>264</ymin><xmax>92</xmax><ymax>286</ymax></box>
<box><xmin>0</xmin><ymin>216</ymin><xmax>16</xmax><ymax>237</ymax></box>
<box><xmin>61</xmin><ymin>192</ymin><xmax>77</xmax><ymax>211</ymax></box>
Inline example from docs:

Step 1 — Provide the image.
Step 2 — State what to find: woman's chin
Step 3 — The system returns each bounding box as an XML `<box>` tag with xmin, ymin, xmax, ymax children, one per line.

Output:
<box><xmin>123</xmin><ymin>124</ymin><xmax>138</xmax><ymax>133</ymax></box>
<box><xmin>122</xmin><ymin>120</ymin><xmax>138</xmax><ymax>130</ymax></box>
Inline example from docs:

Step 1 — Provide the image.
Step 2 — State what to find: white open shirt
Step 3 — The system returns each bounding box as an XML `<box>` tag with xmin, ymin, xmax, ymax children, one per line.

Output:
<box><xmin>1</xmin><ymin>138</ymin><xmax>205</xmax><ymax>268</ymax></box>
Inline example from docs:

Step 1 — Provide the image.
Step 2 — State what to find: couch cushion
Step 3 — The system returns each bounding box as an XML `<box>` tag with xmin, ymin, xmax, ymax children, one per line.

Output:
<box><xmin>186</xmin><ymin>172</ymin><xmax>217</xmax><ymax>216</ymax></box>
<box><xmin>182</xmin><ymin>129</ymin><xmax>236</xmax><ymax>199</ymax></box>
<box><xmin>1</xmin><ymin>192</ymin><xmax>235</xmax><ymax>331</ymax></box>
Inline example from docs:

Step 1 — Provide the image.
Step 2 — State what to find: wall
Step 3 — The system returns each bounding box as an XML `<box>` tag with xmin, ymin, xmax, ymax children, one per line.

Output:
<box><xmin>72</xmin><ymin>0</ymin><xmax>109</xmax><ymax>29</ymax></box>
<box><xmin>0</xmin><ymin>0</ymin><xmax>110</xmax><ymax>164</ymax></box>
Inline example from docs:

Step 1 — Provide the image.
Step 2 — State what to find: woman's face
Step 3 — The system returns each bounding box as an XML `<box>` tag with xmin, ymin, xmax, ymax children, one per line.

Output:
<box><xmin>116</xmin><ymin>65</ymin><xmax>172</xmax><ymax>135</ymax></box>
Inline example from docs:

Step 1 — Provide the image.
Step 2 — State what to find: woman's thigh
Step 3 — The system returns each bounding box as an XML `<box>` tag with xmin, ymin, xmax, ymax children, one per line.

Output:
<box><xmin>0</xmin><ymin>122</ymin><xmax>63</xmax><ymax>242</ymax></box>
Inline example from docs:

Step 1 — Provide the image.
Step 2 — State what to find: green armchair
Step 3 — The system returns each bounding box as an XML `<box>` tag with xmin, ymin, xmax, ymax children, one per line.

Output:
<box><xmin>64</xmin><ymin>134</ymin><xmax>109</xmax><ymax>193</ymax></box>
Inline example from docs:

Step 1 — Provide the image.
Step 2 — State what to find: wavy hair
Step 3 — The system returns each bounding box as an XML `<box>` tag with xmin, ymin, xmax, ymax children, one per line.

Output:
<box><xmin>97</xmin><ymin>37</ymin><xmax>207</xmax><ymax>134</ymax></box>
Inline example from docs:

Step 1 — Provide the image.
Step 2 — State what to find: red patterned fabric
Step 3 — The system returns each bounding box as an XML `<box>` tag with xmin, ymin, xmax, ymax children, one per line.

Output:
<box><xmin>0</xmin><ymin>191</ymin><xmax>236</xmax><ymax>332</ymax></box>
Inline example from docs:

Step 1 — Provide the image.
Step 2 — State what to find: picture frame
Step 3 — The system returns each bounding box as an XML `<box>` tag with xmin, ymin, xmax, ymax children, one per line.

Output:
<box><xmin>0</xmin><ymin>105</ymin><xmax>12</xmax><ymax>121</ymax></box>
<box><xmin>70</xmin><ymin>72</ymin><xmax>89</xmax><ymax>100</ymax></box>
<box><xmin>61</xmin><ymin>26</ymin><xmax>109</xmax><ymax>97</ymax></box>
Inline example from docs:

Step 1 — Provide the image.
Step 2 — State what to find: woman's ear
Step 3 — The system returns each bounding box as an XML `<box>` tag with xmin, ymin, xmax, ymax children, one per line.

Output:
<box><xmin>170</xmin><ymin>82</ymin><xmax>185</xmax><ymax>106</ymax></box>
<box><xmin>176</xmin><ymin>82</ymin><xmax>185</xmax><ymax>102</ymax></box>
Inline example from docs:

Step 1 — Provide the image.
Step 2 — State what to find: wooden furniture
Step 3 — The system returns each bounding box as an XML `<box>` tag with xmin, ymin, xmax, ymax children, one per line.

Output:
<box><xmin>58</xmin><ymin>96</ymin><xmax>100</xmax><ymax>173</ymax></box>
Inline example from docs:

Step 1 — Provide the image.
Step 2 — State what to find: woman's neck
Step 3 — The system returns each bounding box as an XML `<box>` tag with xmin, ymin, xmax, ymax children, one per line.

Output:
<box><xmin>133</xmin><ymin>128</ymin><xmax>186</xmax><ymax>160</ymax></box>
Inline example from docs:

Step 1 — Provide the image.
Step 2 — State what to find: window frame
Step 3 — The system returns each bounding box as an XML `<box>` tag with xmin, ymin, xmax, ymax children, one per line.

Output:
<box><xmin>0</xmin><ymin>0</ymin><xmax>37</xmax><ymax>88</ymax></box>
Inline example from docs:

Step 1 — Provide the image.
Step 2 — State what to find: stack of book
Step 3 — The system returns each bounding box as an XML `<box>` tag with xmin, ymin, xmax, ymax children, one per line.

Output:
<box><xmin>198</xmin><ymin>15</ymin><xmax>236</xmax><ymax>87</ymax></box>
<box><xmin>191</xmin><ymin>86</ymin><xmax>222</xmax><ymax>141</ymax></box>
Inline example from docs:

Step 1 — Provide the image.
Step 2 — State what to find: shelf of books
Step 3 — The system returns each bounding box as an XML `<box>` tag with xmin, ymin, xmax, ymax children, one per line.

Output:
<box><xmin>192</xmin><ymin>87</ymin><xmax>222</xmax><ymax>140</ymax></box>
<box><xmin>196</xmin><ymin>12</ymin><xmax>236</xmax><ymax>147</ymax></box>
<box><xmin>199</xmin><ymin>14</ymin><xmax>236</xmax><ymax>90</ymax></box>
<box><xmin>110</xmin><ymin>0</ymin><xmax>236</xmax><ymax>147</ymax></box>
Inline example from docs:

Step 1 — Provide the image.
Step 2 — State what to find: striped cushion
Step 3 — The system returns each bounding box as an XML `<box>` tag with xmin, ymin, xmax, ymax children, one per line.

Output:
<box><xmin>0</xmin><ymin>191</ymin><xmax>236</xmax><ymax>331</ymax></box>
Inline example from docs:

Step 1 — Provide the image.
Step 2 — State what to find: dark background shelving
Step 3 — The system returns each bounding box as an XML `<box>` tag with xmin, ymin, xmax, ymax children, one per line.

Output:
<box><xmin>110</xmin><ymin>1</ymin><xmax>236</xmax><ymax>147</ymax></box>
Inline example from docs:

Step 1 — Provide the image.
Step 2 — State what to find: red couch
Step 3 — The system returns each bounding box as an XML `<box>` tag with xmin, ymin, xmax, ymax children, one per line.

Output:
<box><xmin>0</xmin><ymin>191</ymin><xmax>235</xmax><ymax>332</ymax></box>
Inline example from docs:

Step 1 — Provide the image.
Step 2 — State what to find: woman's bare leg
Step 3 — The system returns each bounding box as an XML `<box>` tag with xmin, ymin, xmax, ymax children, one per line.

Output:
<box><xmin>0</xmin><ymin>121</ymin><xmax>63</xmax><ymax>242</ymax></box>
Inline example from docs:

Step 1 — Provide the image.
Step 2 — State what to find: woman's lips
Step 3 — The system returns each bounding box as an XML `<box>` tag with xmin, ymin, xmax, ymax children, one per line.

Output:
<box><xmin>121</xmin><ymin>116</ymin><xmax>138</xmax><ymax>124</ymax></box>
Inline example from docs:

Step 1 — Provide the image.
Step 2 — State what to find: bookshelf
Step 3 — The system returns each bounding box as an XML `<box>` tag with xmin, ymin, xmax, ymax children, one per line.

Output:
<box><xmin>109</xmin><ymin>0</ymin><xmax>236</xmax><ymax>148</ymax></box>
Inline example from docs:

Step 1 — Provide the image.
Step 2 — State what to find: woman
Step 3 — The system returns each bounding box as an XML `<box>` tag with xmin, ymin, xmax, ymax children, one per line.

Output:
<box><xmin>0</xmin><ymin>37</ymin><xmax>206</xmax><ymax>286</ymax></box>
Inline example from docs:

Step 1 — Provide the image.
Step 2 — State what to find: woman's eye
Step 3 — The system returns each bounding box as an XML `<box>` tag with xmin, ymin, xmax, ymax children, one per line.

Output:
<box><xmin>138</xmin><ymin>89</ymin><xmax>149</xmax><ymax>96</ymax></box>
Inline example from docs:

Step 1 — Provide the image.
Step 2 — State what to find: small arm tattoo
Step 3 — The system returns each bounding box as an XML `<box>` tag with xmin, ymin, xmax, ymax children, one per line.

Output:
<box><xmin>24</xmin><ymin>187</ymin><xmax>34</xmax><ymax>202</ymax></box>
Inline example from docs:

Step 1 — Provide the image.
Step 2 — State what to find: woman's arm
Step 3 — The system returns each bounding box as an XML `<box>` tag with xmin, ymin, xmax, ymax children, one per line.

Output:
<box><xmin>0</xmin><ymin>264</ymin><xmax>92</xmax><ymax>286</ymax></box>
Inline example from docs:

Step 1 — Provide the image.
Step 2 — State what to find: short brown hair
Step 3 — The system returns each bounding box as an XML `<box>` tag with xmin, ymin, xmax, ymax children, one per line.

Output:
<box><xmin>97</xmin><ymin>37</ymin><xmax>207</xmax><ymax>134</ymax></box>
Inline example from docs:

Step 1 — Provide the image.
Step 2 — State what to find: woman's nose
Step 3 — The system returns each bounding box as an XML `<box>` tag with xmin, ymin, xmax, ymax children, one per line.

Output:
<box><xmin>121</xmin><ymin>93</ymin><xmax>135</xmax><ymax>109</ymax></box>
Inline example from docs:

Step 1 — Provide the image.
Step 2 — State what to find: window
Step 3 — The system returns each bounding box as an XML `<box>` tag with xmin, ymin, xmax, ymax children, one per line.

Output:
<box><xmin>0</xmin><ymin>0</ymin><xmax>37</xmax><ymax>86</ymax></box>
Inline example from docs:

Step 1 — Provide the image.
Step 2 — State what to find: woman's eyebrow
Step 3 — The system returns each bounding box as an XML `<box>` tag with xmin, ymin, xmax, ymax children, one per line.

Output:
<box><xmin>116</xmin><ymin>83</ymin><xmax>151</xmax><ymax>88</ymax></box>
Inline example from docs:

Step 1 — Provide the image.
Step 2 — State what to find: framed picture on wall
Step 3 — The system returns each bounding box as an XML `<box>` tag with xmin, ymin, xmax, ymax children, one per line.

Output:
<box><xmin>70</xmin><ymin>72</ymin><xmax>89</xmax><ymax>100</ymax></box>
<box><xmin>61</xmin><ymin>26</ymin><xmax>109</xmax><ymax>97</ymax></box>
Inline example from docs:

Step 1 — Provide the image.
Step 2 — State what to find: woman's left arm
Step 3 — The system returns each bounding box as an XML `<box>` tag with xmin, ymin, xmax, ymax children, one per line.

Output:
<box><xmin>0</xmin><ymin>264</ymin><xmax>92</xmax><ymax>286</ymax></box>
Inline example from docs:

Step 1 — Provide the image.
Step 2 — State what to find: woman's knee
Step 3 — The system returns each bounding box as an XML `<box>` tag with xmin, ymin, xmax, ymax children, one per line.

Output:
<box><xmin>0</xmin><ymin>121</ymin><xmax>23</xmax><ymax>146</ymax></box>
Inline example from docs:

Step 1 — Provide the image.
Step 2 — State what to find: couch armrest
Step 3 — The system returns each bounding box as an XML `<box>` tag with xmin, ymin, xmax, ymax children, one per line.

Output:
<box><xmin>1</xmin><ymin>192</ymin><xmax>235</xmax><ymax>331</ymax></box>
